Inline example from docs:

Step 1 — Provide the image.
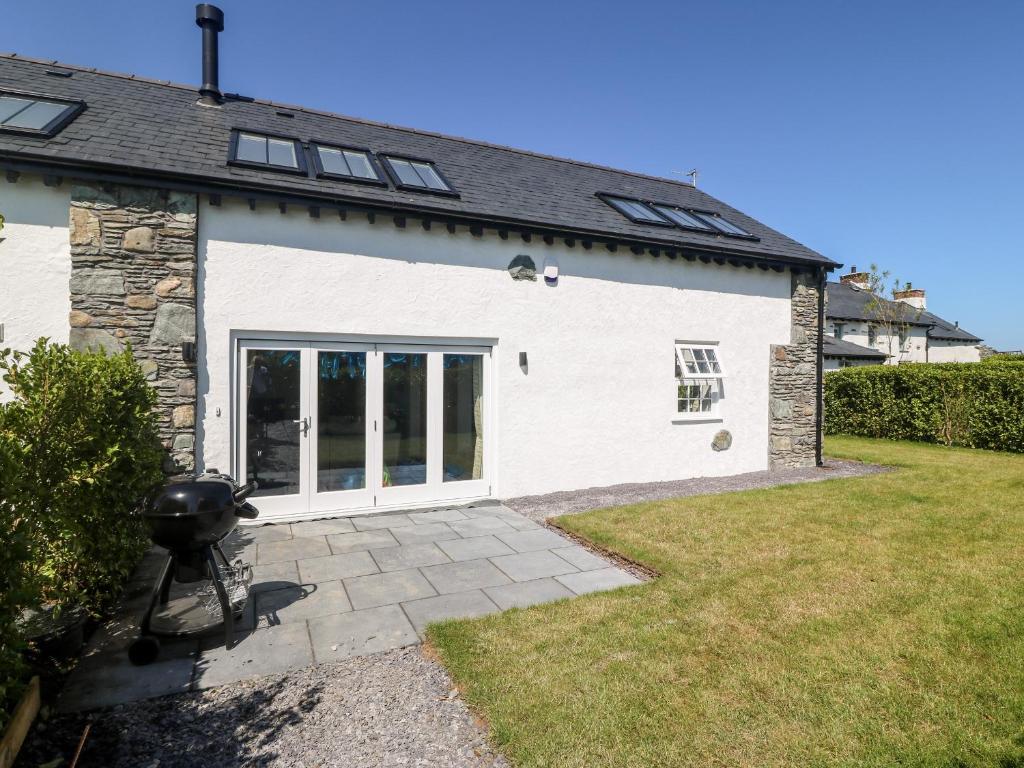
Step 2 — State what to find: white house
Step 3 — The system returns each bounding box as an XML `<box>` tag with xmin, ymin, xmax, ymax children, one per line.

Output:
<box><xmin>0</xmin><ymin>7</ymin><xmax>838</xmax><ymax>522</ymax></box>
<box><xmin>823</xmin><ymin>268</ymin><xmax>982</xmax><ymax>370</ymax></box>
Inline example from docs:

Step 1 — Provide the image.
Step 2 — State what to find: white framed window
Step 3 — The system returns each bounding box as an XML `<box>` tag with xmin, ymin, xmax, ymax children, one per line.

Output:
<box><xmin>674</xmin><ymin>343</ymin><xmax>724</xmax><ymax>418</ymax></box>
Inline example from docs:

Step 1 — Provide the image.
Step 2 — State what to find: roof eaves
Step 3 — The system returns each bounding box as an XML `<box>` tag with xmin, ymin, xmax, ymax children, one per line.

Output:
<box><xmin>0</xmin><ymin>151</ymin><xmax>836</xmax><ymax>270</ymax></box>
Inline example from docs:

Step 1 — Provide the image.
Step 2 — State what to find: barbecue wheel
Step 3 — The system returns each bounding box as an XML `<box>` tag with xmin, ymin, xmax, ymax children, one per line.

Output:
<box><xmin>129</xmin><ymin>635</ymin><xmax>161</xmax><ymax>666</ymax></box>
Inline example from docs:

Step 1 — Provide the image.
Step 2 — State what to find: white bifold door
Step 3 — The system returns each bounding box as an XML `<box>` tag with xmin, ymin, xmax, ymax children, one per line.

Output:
<box><xmin>237</xmin><ymin>341</ymin><xmax>490</xmax><ymax>521</ymax></box>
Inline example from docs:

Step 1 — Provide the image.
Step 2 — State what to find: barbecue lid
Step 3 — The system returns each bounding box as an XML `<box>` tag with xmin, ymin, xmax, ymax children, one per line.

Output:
<box><xmin>144</xmin><ymin>473</ymin><xmax>239</xmax><ymax>518</ymax></box>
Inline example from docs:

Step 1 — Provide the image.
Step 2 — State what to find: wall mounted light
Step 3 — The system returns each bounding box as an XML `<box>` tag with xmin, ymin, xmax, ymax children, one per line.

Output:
<box><xmin>182</xmin><ymin>341</ymin><xmax>197</xmax><ymax>363</ymax></box>
<box><xmin>519</xmin><ymin>351</ymin><xmax>528</xmax><ymax>373</ymax></box>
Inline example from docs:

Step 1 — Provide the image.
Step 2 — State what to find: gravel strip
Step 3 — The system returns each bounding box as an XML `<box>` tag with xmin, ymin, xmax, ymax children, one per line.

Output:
<box><xmin>19</xmin><ymin>647</ymin><xmax>508</xmax><ymax>768</ymax></box>
<box><xmin>506</xmin><ymin>459</ymin><xmax>888</xmax><ymax>521</ymax></box>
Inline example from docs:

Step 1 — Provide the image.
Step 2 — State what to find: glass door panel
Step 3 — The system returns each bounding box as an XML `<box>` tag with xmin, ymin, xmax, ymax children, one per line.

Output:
<box><xmin>309</xmin><ymin>346</ymin><xmax>374</xmax><ymax>512</ymax></box>
<box><xmin>381</xmin><ymin>352</ymin><xmax>428</xmax><ymax>487</ymax></box>
<box><xmin>238</xmin><ymin>341</ymin><xmax>310</xmax><ymax>520</ymax></box>
<box><xmin>316</xmin><ymin>351</ymin><xmax>367</xmax><ymax>492</ymax></box>
<box><xmin>443</xmin><ymin>354</ymin><xmax>484</xmax><ymax>482</ymax></box>
<box><xmin>244</xmin><ymin>348</ymin><xmax>303</xmax><ymax>496</ymax></box>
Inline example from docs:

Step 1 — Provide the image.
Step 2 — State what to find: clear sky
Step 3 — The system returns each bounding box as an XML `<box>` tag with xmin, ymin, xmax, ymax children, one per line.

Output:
<box><xmin>4</xmin><ymin>1</ymin><xmax>1022</xmax><ymax>349</ymax></box>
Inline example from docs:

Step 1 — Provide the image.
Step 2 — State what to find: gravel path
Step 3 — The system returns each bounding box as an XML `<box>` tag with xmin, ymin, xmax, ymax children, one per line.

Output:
<box><xmin>506</xmin><ymin>459</ymin><xmax>888</xmax><ymax>521</ymax></box>
<box><xmin>19</xmin><ymin>647</ymin><xmax>508</xmax><ymax>768</ymax></box>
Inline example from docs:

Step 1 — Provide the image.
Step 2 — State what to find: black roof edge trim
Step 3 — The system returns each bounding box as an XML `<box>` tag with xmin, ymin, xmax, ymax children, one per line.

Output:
<box><xmin>0</xmin><ymin>155</ymin><xmax>840</xmax><ymax>270</ymax></box>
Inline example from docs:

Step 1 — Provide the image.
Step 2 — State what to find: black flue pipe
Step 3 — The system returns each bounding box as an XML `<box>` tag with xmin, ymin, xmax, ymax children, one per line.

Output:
<box><xmin>195</xmin><ymin>4</ymin><xmax>224</xmax><ymax>106</ymax></box>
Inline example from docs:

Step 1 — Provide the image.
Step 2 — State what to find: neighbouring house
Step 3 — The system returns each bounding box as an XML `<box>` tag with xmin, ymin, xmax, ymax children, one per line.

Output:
<box><xmin>823</xmin><ymin>267</ymin><xmax>983</xmax><ymax>370</ymax></box>
<box><xmin>0</xmin><ymin>7</ymin><xmax>839</xmax><ymax>522</ymax></box>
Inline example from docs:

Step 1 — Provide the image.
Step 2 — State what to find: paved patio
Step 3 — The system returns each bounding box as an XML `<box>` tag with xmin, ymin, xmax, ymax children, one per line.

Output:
<box><xmin>59</xmin><ymin>501</ymin><xmax>641</xmax><ymax>712</ymax></box>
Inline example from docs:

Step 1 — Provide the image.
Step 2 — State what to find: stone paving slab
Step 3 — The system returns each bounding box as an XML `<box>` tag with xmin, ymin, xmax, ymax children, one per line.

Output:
<box><xmin>308</xmin><ymin>605</ymin><xmax>419</xmax><ymax>661</ymax></box>
<box><xmin>344</xmin><ymin>568</ymin><xmax>437</xmax><ymax>610</ymax></box>
<box><xmin>485</xmin><ymin>578</ymin><xmax>575</xmax><ymax>610</ymax></box>
<box><xmin>402</xmin><ymin>590</ymin><xmax>500</xmax><ymax>633</ymax></box>
<box><xmin>491</xmin><ymin>550</ymin><xmax>580</xmax><ymax>582</ymax></box>
<box><xmin>60</xmin><ymin>501</ymin><xmax>642</xmax><ymax>712</ymax></box>
<box><xmin>296</xmin><ymin>550</ymin><xmax>379</xmax><ymax>582</ymax></box>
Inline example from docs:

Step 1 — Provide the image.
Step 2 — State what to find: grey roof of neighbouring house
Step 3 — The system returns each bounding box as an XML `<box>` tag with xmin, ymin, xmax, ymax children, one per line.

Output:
<box><xmin>826</xmin><ymin>281</ymin><xmax>981</xmax><ymax>342</ymax></box>
<box><xmin>822</xmin><ymin>335</ymin><xmax>887</xmax><ymax>360</ymax></box>
<box><xmin>0</xmin><ymin>53</ymin><xmax>837</xmax><ymax>270</ymax></box>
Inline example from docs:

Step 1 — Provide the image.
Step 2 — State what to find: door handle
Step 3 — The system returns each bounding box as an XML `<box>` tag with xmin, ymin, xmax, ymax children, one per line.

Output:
<box><xmin>293</xmin><ymin>416</ymin><xmax>310</xmax><ymax>436</ymax></box>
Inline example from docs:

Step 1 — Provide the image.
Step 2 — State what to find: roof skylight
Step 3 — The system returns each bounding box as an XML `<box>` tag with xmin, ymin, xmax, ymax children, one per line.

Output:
<box><xmin>694</xmin><ymin>212</ymin><xmax>751</xmax><ymax>236</ymax></box>
<box><xmin>603</xmin><ymin>195</ymin><xmax>756</xmax><ymax>239</ymax></box>
<box><xmin>652</xmin><ymin>205</ymin><xmax>714</xmax><ymax>231</ymax></box>
<box><xmin>603</xmin><ymin>196</ymin><xmax>671</xmax><ymax>225</ymax></box>
<box><xmin>312</xmin><ymin>144</ymin><xmax>383</xmax><ymax>184</ymax></box>
<box><xmin>230</xmin><ymin>131</ymin><xmax>305</xmax><ymax>172</ymax></box>
<box><xmin>0</xmin><ymin>93</ymin><xmax>83</xmax><ymax>136</ymax></box>
<box><xmin>380</xmin><ymin>155</ymin><xmax>454</xmax><ymax>194</ymax></box>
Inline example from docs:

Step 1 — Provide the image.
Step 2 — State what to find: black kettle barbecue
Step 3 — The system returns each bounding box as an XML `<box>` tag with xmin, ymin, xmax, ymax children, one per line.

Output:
<box><xmin>128</xmin><ymin>471</ymin><xmax>259</xmax><ymax>665</ymax></box>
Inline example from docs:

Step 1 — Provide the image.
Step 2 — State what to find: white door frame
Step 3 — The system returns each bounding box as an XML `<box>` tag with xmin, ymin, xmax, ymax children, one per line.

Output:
<box><xmin>234</xmin><ymin>335</ymin><xmax>494</xmax><ymax>522</ymax></box>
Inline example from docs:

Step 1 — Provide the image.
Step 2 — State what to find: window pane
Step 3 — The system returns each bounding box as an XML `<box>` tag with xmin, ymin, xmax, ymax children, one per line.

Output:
<box><xmin>317</xmin><ymin>351</ymin><xmax>366</xmax><ymax>492</ymax></box>
<box><xmin>245</xmin><ymin>349</ymin><xmax>302</xmax><ymax>497</ymax></box>
<box><xmin>388</xmin><ymin>158</ymin><xmax>423</xmax><ymax>186</ymax></box>
<box><xmin>443</xmin><ymin>354</ymin><xmax>483</xmax><ymax>482</ymax></box>
<box><xmin>411</xmin><ymin>161</ymin><xmax>449</xmax><ymax>190</ymax></box>
<box><xmin>382</xmin><ymin>352</ymin><xmax>427</xmax><ymax>487</ymax></box>
<box><xmin>344</xmin><ymin>151</ymin><xmax>378</xmax><ymax>179</ymax></box>
<box><xmin>655</xmin><ymin>206</ymin><xmax>713</xmax><ymax>230</ymax></box>
<box><xmin>4</xmin><ymin>100</ymin><xmax>68</xmax><ymax>130</ymax></box>
<box><xmin>608</xmin><ymin>197</ymin><xmax>663</xmax><ymax>223</ymax></box>
<box><xmin>0</xmin><ymin>97</ymin><xmax>35</xmax><ymax>125</ymax></box>
<box><xmin>236</xmin><ymin>133</ymin><xmax>267</xmax><ymax>163</ymax></box>
<box><xmin>267</xmin><ymin>138</ymin><xmax>298</xmax><ymax>167</ymax></box>
<box><xmin>682</xmin><ymin>348</ymin><xmax>697</xmax><ymax>374</ymax></box>
<box><xmin>697</xmin><ymin>213</ymin><xmax>749</xmax><ymax>236</ymax></box>
<box><xmin>318</xmin><ymin>146</ymin><xmax>351</xmax><ymax>175</ymax></box>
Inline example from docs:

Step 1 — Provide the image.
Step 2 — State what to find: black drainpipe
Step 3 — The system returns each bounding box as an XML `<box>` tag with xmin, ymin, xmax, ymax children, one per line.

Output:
<box><xmin>815</xmin><ymin>267</ymin><xmax>826</xmax><ymax>466</ymax></box>
<box><xmin>196</xmin><ymin>4</ymin><xmax>225</xmax><ymax>106</ymax></box>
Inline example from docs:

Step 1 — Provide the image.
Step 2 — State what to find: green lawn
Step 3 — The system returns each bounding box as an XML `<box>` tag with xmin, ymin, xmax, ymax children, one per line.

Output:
<box><xmin>429</xmin><ymin>437</ymin><xmax>1024</xmax><ymax>767</ymax></box>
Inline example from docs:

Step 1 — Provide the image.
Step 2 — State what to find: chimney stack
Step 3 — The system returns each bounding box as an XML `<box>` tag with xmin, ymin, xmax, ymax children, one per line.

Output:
<box><xmin>893</xmin><ymin>284</ymin><xmax>927</xmax><ymax>310</ymax></box>
<box><xmin>195</xmin><ymin>4</ymin><xmax>224</xmax><ymax>106</ymax></box>
<box><xmin>840</xmin><ymin>264</ymin><xmax>870</xmax><ymax>290</ymax></box>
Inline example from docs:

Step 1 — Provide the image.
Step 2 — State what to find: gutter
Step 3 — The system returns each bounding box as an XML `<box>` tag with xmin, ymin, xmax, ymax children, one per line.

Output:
<box><xmin>816</xmin><ymin>267</ymin><xmax>826</xmax><ymax>466</ymax></box>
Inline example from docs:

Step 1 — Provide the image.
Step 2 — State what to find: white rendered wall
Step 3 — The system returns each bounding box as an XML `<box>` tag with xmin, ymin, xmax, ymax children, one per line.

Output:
<box><xmin>826</xmin><ymin>321</ymin><xmax>928</xmax><ymax>364</ymax></box>
<box><xmin>826</xmin><ymin>320</ymin><xmax>979</xmax><ymax>365</ymax></box>
<box><xmin>0</xmin><ymin>177</ymin><xmax>71</xmax><ymax>399</ymax></box>
<box><xmin>928</xmin><ymin>340</ymin><xmax>981</xmax><ymax>363</ymax></box>
<box><xmin>198</xmin><ymin>201</ymin><xmax>793</xmax><ymax>501</ymax></box>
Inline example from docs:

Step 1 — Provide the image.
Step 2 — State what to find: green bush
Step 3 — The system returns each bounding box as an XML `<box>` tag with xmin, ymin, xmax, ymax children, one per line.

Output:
<box><xmin>824</xmin><ymin>363</ymin><xmax>1024</xmax><ymax>452</ymax></box>
<box><xmin>0</xmin><ymin>339</ymin><xmax>164</xmax><ymax>614</ymax></box>
<box><xmin>0</xmin><ymin>431</ymin><xmax>33</xmax><ymax>731</ymax></box>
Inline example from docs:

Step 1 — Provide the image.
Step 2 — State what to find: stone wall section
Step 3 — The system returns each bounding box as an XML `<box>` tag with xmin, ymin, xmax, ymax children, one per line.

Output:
<box><xmin>68</xmin><ymin>182</ymin><xmax>197</xmax><ymax>472</ymax></box>
<box><xmin>768</xmin><ymin>270</ymin><xmax>821</xmax><ymax>468</ymax></box>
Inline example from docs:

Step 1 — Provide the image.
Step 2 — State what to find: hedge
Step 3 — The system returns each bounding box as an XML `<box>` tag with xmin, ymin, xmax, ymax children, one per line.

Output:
<box><xmin>0</xmin><ymin>339</ymin><xmax>164</xmax><ymax>728</ymax></box>
<box><xmin>824</xmin><ymin>362</ymin><xmax>1024</xmax><ymax>452</ymax></box>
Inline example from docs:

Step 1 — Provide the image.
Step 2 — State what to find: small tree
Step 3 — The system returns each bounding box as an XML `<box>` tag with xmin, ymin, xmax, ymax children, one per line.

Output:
<box><xmin>863</xmin><ymin>264</ymin><xmax>922</xmax><ymax>363</ymax></box>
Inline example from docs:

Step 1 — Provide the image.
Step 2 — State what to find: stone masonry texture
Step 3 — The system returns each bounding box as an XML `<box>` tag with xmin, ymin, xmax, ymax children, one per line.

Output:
<box><xmin>68</xmin><ymin>182</ymin><xmax>198</xmax><ymax>472</ymax></box>
<box><xmin>768</xmin><ymin>270</ymin><xmax>821</xmax><ymax>468</ymax></box>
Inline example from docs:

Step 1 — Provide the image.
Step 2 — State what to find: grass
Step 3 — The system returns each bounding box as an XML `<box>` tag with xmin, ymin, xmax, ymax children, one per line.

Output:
<box><xmin>429</xmin><ymin>437</ymin><xmax>1024</xmax><ymax>767</ymax></box>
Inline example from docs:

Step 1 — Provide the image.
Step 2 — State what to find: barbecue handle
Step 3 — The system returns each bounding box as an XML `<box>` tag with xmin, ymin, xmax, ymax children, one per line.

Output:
<box><xmin>236</xmin><ymin>501</ymin><xmax>259</xmax><ymax>520</ymax></box>
<box><xmin>233</xmin><ymin>481</ymin><xmax>257</xmax><ymax>503</ymax></box>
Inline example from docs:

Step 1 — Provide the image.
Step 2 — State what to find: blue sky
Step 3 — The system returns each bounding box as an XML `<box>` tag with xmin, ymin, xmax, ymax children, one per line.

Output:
<box><xmin>5</xmin><ymin>1</ymin><xmax>1022</xmax><ymax>349</ymax></box>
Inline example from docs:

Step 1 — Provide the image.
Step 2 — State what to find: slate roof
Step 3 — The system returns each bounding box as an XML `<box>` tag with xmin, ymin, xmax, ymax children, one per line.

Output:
<box><xmin>0</xmin><ymin>53</ymin><xmax>837</xmax><ymax>269</ymax></box>
<box><xmin>826</xmin><ymin>281</ymin><xmax>981</xmax><ymax>342</ymax></box>
<box><xmin>822</xmin><ymin>335</ymin><xmax>887</xmax><ymax>360</ymax></box>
